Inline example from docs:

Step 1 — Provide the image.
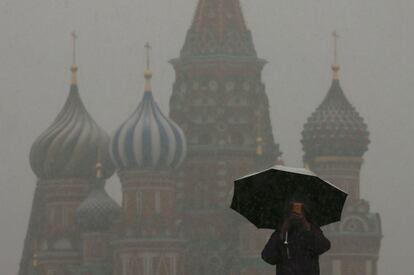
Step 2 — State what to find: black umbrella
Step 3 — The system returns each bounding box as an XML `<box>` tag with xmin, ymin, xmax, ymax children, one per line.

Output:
<box><xmin>230</xmin><ymin>165</ymin><xmax>347</xmax><ymax>229</ymax></box>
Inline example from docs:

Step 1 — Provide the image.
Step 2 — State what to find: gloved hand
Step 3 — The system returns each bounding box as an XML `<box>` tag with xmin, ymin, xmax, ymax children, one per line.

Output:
<box><xmin>289</xmin><ymin>213</ymin><xmax>311</xmax><ymax>231</ymax></box>
<box><xmin>279</xmin><ymin>213</ymin><xmax>311</xmax><ymax>239</ymax></box>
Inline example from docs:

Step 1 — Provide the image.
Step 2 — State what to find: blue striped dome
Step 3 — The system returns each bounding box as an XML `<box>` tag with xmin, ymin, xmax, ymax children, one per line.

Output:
<box><xmin>110</xmin><ymin>72</ymin><xmax>187</xmax><ymax>170</ymax></box>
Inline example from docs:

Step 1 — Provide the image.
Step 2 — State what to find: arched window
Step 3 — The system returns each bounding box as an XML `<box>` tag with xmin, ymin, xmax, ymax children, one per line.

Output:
<box><xmin>156</xmin><ymin>256</ymin><xmax>170</xmax><ymax>275</ymax></box>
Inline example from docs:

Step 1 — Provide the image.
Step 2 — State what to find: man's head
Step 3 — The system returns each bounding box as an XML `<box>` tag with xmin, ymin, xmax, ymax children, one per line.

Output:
<box><xmin>289</xmin><ymin>201</ymin><xmax>307</xmax><ymax>228</ymax></box>
<box><xmin>284</xmin><ymin>192</ymin><xmax>309</xmax><ymax>214</ymax></box>
<box><xmin>285</xmin><ymin>193</ymin><xmax>313</xmax><ymax>222</ymax></box>
<box><xmin>292</xmin><ymin>202</ymin><xmax>304</xmax><ymax>215</ymax></box>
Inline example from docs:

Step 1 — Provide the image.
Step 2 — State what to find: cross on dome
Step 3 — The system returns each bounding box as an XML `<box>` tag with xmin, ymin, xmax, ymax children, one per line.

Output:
<box><xmin>332</xmin><ymin>30</ymin><xmax>340</xmax><ymax>79</ymax></box>
<box><xmin>70</xmin><ymin>31</ymin><xmax>78</xmax><ymax>85</ymax></box>
<box><xmin>144</xmin><ymin>42</ymin><xmax>153</xmax><ymax>92</ymax></box>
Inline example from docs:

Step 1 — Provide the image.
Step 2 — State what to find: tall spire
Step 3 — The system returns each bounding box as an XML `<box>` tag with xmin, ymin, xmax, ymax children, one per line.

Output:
<box><xmin>180</xmin><ymin>0</ymin><xmax>257</xmax><ymax>58</ymax></box>
<box><xmin>192</xmin><ymin>0</ymin><xmax>248</xmax><ymax>34</ymax></box>
<box><xmin>144</xmin><ymin>42</ymin><xmax>153</xmax><ymax>92</ymax></box>
<box><xmin>70</xmin><ymin>31</ymin><xmax>78</xmax><ymax>85</ymax></box>
<box><xmin>332</xmin><ymin>31</ymin><xmax>340</xmax><ymax>80</ymax></box>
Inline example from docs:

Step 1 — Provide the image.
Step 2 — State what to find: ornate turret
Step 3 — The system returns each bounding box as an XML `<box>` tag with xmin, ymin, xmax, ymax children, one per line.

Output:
<box><xmin>301</xmin><ymin>32</ymin><xmax>370</xmax><ymax>163</ymax></box>
<box><xmin>301</xmin><ymin>33</ymin><xmax>381</xmax><ymax>275</ymax></box>
<box><xmin>75</xmin><ymin>160</ymin><xmax>120</xmax><ymax>272</ymax></box>
<box><xmin>110</xmin><ymin>43</ymin><xmax>186</xmax><ymax>171</ymax></box>
<box><xmin>169</xmin><ymin>1</ymin><xmax>281</xmax><ymax>274</ymax></box>
<box><xmin>111</xmin><ymin>45</ymin><xmax>186</xmax><ymax>275</ymax></box>
<box><xmin>30</xmin><ymin>32</ymin><xmax>114</xmax><ymax>180</ymax></box>
<box><xmin>77</xmin><ymin>161</ymin><xmax>121</xmax><ymax>233</ymax></box>
<box><xmin>20</xmin><ymin>32</ymin><xmax>116</xmax><ymax>275</ymax></box>
<box><xmin>170</xmin><ymin>0</ymin><xmax>280</xmax><ymax>162</ymax></box>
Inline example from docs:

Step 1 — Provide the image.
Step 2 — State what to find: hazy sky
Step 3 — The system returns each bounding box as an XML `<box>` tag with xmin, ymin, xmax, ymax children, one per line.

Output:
<box><xmin>1</xmin><ymin>0</ymin><xmax>413</xmax><ymax>274</ymax></box>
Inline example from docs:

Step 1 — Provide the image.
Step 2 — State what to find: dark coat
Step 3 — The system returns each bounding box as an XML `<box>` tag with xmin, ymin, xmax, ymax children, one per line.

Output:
<box><xmin>261</xmin><ymin>225</ymin><xmax>331</xmax><ymax>275</ymax></box>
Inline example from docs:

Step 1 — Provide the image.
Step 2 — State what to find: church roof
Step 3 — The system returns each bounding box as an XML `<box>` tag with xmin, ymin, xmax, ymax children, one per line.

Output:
<box><xmin>301</xmin><ymin>73</ymin><xmax>369</xmax><ymax>160</ymax></box>
<box><xmin>301</xmin><ymin>33</ymin><xmax>369</xmax><ymax>160</ymax></box>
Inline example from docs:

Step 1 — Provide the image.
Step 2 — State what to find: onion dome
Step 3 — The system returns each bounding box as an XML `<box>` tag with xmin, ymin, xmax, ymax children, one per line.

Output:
<box><xmin>76</xmin><ymin>162</ymin><xmax>121</xmax><ymax>232</ymax></box>
<box><xmin>110</xmin><ymin>43</ymin><xmax>187</xmax><ymax>170</ymax></box>
<box><xmin>301</xmin><ymin>33</ymin><xmax>369</xmax><ymax>161</ymax></box>
<box><xmin>30</xmin><ymin>34</ymin><xmax>115</xmax><ymax>179</ymax></box>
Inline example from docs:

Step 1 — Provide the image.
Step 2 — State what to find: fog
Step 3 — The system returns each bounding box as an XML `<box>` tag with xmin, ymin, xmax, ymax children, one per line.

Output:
<box><xmin>0</xmin><ymin>0</ymin><xmax>413</xmax><ymax>274</ymax></box>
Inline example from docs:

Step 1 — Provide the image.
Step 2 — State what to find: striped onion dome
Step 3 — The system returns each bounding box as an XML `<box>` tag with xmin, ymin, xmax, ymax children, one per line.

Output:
<box><xmin>76</xmin><ymin>165</ymin><xmax>121</xmax><ymax>232</ymax></box>
<box><xmin>110</xmin><ymin>70</ymin><xmax>187</xmax><ymax>170</ymax></box>
<box><xmin>301</xmin><ymin>67</ymin><xmax>369</xmax><ymax>161</ymax></box>
<box><xmin>30</xmin><ymin>65</ymin><xmax>115</xmax><ymax>179</ymax></box>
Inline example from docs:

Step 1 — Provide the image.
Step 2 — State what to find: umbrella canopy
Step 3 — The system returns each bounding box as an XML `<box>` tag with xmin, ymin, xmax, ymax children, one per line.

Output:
<box><xmin>230</xmin><ymin>165</ymin><xmax>347</xmax><ymax>229</ymax></box>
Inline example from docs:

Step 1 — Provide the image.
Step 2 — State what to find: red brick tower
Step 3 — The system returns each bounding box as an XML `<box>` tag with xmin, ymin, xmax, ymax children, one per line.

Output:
<box><xmin>110</xmin><ymin>45</ymin><xmax>187</xmax><ymax>275</ymax></box>
<box><xmin>301</xmin><ymin>33</ymin><xmax>382</xmax><ymax>275</ymax></box>
<box><xmin>169</xmin><ymin>1</ymin><xmax>282</xmax><ymax>274</ymax></box>
<box><xmin>19</xmin><ymin>33</ymin><xmax>115</xmax><ymax>275</ymax></box>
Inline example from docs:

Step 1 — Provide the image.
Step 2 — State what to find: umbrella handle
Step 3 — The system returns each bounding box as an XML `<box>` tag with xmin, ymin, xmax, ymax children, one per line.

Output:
<box><xmin>284</xmin><ymin>232</ymin><xmax>290</xmax><ymax>259</ymax></box>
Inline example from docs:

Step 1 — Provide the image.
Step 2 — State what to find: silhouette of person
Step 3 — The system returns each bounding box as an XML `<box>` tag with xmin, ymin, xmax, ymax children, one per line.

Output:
<box><xmin>261</xmin><ymin>199</ymin><xmax>331</xmax><ymax>275</ymax></box>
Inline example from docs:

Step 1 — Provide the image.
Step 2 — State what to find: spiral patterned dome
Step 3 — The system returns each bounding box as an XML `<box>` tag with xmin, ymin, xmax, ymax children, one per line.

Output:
<box><xmin>110</xmin><ymin>71</ymin><xmax>187</xmax><ymax>170</ymax></box>
<box><xmin>30</xmin><ymin>66</ymin><xmax>115</xmax><ymax>179</ymax></box>
<box><xmin>301</xmin><ymin>77</ymin><xmax>370</xmax><ymax>161</ymax></box>
<box><xmin>76</xmin><ymin>179</ymin><xmax>121</xmax><ymax>232</ymax></box>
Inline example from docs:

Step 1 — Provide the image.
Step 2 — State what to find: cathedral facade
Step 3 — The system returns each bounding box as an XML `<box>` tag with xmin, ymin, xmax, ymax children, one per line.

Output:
<box><xmin>18</xmin><ymin>1</ymin><xmax>381</xmax><ymax>275</ymax></box>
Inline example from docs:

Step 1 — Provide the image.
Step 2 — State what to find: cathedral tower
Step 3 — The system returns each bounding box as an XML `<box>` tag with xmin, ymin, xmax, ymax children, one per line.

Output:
<box><xmin>301</xmin><ymin>33</ymin><xmax>382</xmax><ymax>275</ymax></box>
<box><xmin>169</xmin><ymin>1</ymin><xmax>281</xmax><ymax>274</ymax></box>
<box><xmin>110</xmin><ymin>44</ymin><xmax>187</xmax><ymax>275</ymax></box>
<box><xmin>19</xmin><ymin>33</ymin><xmax>114</xmax><ymax>275</ymax></box>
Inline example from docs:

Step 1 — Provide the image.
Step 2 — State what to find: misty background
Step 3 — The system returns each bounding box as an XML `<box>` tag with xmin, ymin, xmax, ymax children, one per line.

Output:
<box><xmin>0</xmin><ymin>0</ymin><xmax>413</xmax><ymax>274</ymax></box>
